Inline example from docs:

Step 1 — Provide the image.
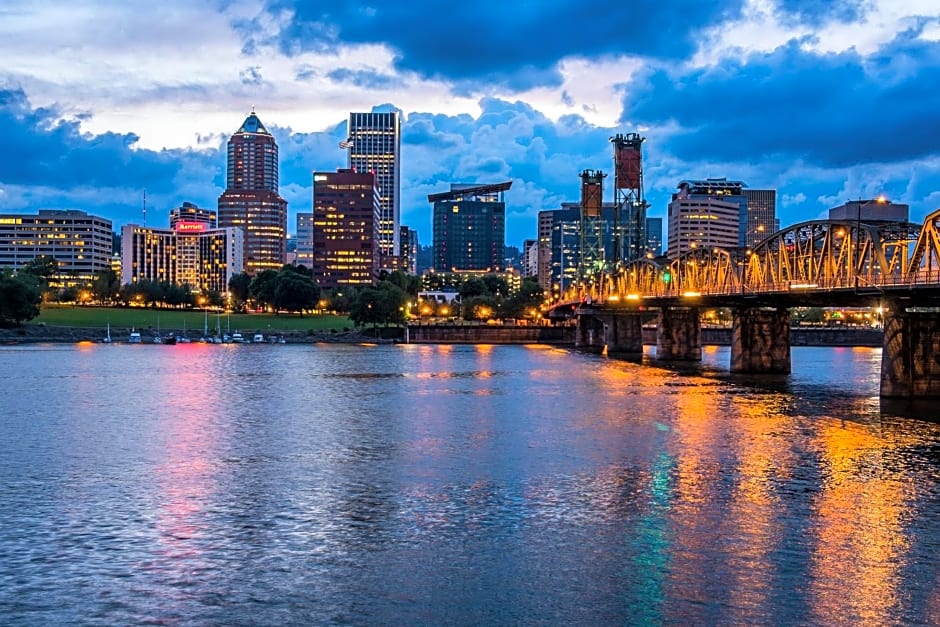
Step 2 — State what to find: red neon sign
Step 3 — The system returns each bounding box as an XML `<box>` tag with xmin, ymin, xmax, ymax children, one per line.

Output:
<box><xmin>175</xmin><ymin>221</ymin><xmax>207</xmax><ymax>232</ymax></box>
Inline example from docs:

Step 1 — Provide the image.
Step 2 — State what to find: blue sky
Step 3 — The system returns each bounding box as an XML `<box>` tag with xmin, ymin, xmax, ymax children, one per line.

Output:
<box><xmin>2</xmin><ymin>0</ymin><xmax>939</xmax><ymax>248</ymax></box>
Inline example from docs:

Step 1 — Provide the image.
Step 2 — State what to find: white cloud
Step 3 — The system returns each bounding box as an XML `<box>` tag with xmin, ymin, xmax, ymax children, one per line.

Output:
<box><xmin>691</xmin><ymin>0</ymin><xmax>940</xmax><ymax>66</ymax></box>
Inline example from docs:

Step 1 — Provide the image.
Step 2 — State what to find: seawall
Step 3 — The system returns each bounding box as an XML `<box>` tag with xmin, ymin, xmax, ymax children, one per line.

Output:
<box><xmin>406</xmin><ymin>324</ymin><xmax>884</xmax><ymax>347</ymax></box>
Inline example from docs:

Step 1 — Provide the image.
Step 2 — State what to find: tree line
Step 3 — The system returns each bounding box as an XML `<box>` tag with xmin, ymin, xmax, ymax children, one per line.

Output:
<box><xmin>0</xmin><ymin>255</ymin><xmax>545</xmax><ymax>328</ymax></box>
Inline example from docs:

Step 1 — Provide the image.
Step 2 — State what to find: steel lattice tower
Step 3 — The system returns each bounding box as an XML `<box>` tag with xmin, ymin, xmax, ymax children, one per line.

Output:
<box><xmin>579</xmin><ymin>169</ymin><xmax>606</xmax><ymax>287</ymax></box>
<box><xmin>610</xmin><ymin>133</ymin><xmax>648</xmax><ymax>263</ymax></box>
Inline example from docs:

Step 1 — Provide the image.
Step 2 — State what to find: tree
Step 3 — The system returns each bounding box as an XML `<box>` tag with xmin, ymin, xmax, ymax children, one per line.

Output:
<box><xmin>384</xmin><ymin>270</ymin><xmax>421</xmax><ymax>296</ymax></box>
<box><xmin>502</xmin><ymin>278</ymin><xmax>544</xmax><ymax>319</ymax></box>
<box><xmin>228</xmin><ymin>272</ymin><xmax>252</xmax><ymax>311</ymax></box>
<box><xmin>461</xmin><ymin>294</ymin><xmax>499</xmax><ymax>321</ymax></box>
<box><xmin>249</xmin><ymin>269</ymin><xmax>279</xmax><ymax>309</ymax></box>
<box><xmin>91</xmin><ymin>268</ymin><xmax>120</xmax><ymax>303</ymax></box>
<box><xmin>0</xmin><ymin>270</ymin><xmax>42</xmax><ymax>327</ymax></box>
<box><xmin>273</xmin><ymin>269</ymin><xmax>320</xmax><ymax>314</ymax></box>
<box><xmin>459</xmin><ymin>276</ymin><xmax>488</xmax><ymax>300</ymax></box>
<box><xmin>21</xmin><ymin>255</ymin><xmax>58</xmax><ymax>284</ymax></box>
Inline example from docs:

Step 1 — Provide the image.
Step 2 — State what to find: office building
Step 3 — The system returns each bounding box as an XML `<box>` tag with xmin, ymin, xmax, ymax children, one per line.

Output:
<box><xmin>399</xmin><ymin>226</ymin><xmax>418</xmax><ymax>275</ymax></box>
<box><xmin>666</xmin><ymin>179</ymin><xmax>744</xmax><ymax>258</ymax></box>
<box><xmin>295</xmin><ymin>212</ymin><xmax>314</xmax><ymax>268</ymax></box>
<box><xmin>539</xmin><ymin>206</ymin><xmax>581</xmax><ymax>299</ymax></box>
<box><xmin>645</xmin><ymin>217</ymin><xmax>663</xmax><ymax>257</ymax></box>
<box><xmin>121</xmin><ymin>222</ymin><xmax>244</xmax><ymax>294</ymax></box>
<box><xmin>170</xmin><ymin>202</ymin><xmax>216</xmax><ymax>230</ymax></box>
<box><xmin>0</xmin><ymin>210</ymin><xmax>113</xmax><ymax>286</ymax></box>
<box><xmin>430</xmin><ymin>182</ymin><xmax>510</xmax><ymax>273</ymax></box>
<box><xmin>312</xmin><ymin>168</ymin><xmax>380</xmax><ymax>289</ymax></box>
<box><xmin>346</xmin><ymin>111</ymin><xmax>401</xmax><ymax>260</ymax></box>
<box><xmin>217</xmin><ymin>109</ymin><xmax>288</xmax><ymax>274</ymax></box>
<box><xmin>743</xmin><ymin>189</ymin><xmax>777</xmax><ymax>247</ymax></box>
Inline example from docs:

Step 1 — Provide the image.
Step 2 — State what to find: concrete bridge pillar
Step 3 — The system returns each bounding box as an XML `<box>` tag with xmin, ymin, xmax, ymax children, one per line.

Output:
<box><xmin>606</xmin><ymin>312</ymin><xmax>644</xmax><ymax>355</ymax></box>
<box><xmin>730</xmin><ymin>307</ymin><xmax>791</xmax><ymax>374</ymax></box>
<box><xmin>575</xmin><ymin>312</ymin><xmax>606</xmax><ymax>354</ymax></box>
<box><xmin>656</xmin><ymin>307</ymin><xmax>701</xmax><ymax>361</ymax></box>
<box><xmin>880</xmin><ymin>303</ymin><xmax>940</xmax><ymax>397</ymax></box>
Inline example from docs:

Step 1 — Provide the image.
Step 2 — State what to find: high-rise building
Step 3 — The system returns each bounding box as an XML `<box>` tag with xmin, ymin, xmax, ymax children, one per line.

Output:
<box><xmin>645</xmin><ymin>217</ymin><xmax>663</xmax><ymax>257</ymax></box>
<box><xmin>743</xmin><ymin>189</ymin><xmax>777</xmax><ymax>247</ymax></box>
<box><xmin>666</xmin><ymin>179</ymin><xmax>744</xmax><ymax>258</ymax></box>
<box><xmin>295</xmin><ymin>212</ymin><xmax>314</xmax><ymax>268</ymax></box>
<box><xmin>430</xmin><ymin>182</ymin><xmax>510</xmax><ymax>273</ymax></box>
<box><xmin>217</xmin><ymin>110</ymin><xmax>287</xmax><ymax>274</ymax></box>
<box><xmin>170</xmin><ymin>202</ymin><xmax>216</xmax><ymax>230</ymax></box>
<box><xmin>399</xmin><ymin>226</ymin><xmax>418</xmax><ymax>274</ymax></box>
<box><xmin>540</xmin><ymin>206</ymin><xmax>581</xmax><ymax>299</ymax></box>
<box><xmin>522</xmin><ymin>239</ymin><xmax>538</xmax><ymax>278</ymax></box>
<box><xmin>312</xmin><ymin>168</ymin><xmax>380</xmax><ymax>289</ymax></box>
<box><xmin>121</xmin><ymin>222</ymin><xmax>243</xmax><ymax>294</ymax></box>
<box><xmin>346</xmin><ymin>111</ymin><xmax>401</xmax><ymax>261</ymax></box>
<box><xmin>0</xmin><ymin>210</ymin><xmax>113</xmax><ymax>287</ymax></box>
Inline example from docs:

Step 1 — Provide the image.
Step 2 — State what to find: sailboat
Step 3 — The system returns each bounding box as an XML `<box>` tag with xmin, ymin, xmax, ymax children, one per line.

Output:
<box><xmin>102</xmin><ymin>322</ymin><xmax>112</xmax><ymax>343</ymax></box>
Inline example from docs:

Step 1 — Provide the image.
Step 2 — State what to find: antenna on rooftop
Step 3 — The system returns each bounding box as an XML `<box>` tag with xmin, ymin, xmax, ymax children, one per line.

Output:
<box><xmin>142</xmin><ymin>189</ymin><xmax>147</xmax><ymax>227</ymax></box>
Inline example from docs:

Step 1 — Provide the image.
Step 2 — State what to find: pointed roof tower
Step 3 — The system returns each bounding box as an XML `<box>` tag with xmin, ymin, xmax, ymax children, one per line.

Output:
<box><xmin>236</xmin><ymin>107</ymin><xmax>270</xmax><ymax>135</ymax></box>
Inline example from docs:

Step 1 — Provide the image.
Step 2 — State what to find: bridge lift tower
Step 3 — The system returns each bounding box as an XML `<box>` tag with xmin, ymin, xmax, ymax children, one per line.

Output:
<box><xmin>578</xmin><ymin>169</ymin><xmax>606</xmax><ymax>292</ymax></box>
<box><xmin>610</xmin><ymin>132</ymin><xmax>649</xmax><ymax>264</ymax></box>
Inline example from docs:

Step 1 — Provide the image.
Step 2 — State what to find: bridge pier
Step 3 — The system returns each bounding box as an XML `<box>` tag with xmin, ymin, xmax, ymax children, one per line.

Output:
<box><xmin>575</xmin><ymin>313</ymin><xmax>606</xmax><ymax>353</ymax></box>
<box><xmin>880</xmin><ymin>303</ymin><xmax>940</xmax><ymax>397</ymax></box>
<box><xmin>606</xmin><ymin>312</ymin><xmax>644</xmax><ymax>355</ymax></box>
<box><xmin>656</xmin><ymin>307</ymin><xmax>701</xmax><ymax>361</ymax></box>
<box><xmin>730</xmin><ymin>307</ymin><xmax>791</xmax><ymax>374</ymax></box>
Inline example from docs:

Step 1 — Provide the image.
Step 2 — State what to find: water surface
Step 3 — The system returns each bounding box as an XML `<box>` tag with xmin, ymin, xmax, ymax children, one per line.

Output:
<box><xmin>1</xmin><ymin>343</ymin><xmax>938</xmax><ymax>624</ymax></box>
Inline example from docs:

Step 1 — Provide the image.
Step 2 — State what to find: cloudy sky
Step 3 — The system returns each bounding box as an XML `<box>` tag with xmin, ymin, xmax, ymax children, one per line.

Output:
<box><xmin>2</xmin><ymin>0</ymin><xmax>939</xmax><ymax>248</ymax></box>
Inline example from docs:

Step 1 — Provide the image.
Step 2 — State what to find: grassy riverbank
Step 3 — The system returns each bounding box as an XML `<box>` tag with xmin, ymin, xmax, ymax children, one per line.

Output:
<box><xmin>33</xmin><ymin>305</ymin><xmax>353</xmax><ymax>333</ymax></box>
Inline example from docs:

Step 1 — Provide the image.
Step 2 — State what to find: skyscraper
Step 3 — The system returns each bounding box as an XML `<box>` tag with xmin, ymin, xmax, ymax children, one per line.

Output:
<box><xmin>346</xmin><ymin>111</ymin><xmax>401</xmax><ymax>261</ymax></box>
<box><xmin>217</xmin><ymin>109</ymin><xmax>287</xmax><ymax>274</ymax></box>
<box><xmin>312</xmin><ymin>168</ymin><xmax>380</xmax><ymax>289</ymax></box>
<box><xmin>430</xmin><ymin>182</ymin><xmax>510</xmax><ymax>273</ymax></box>
<box><xmin>743</xmin><ymin>189</ymin><xmax>777</xmax><ymax>247</ymax></box>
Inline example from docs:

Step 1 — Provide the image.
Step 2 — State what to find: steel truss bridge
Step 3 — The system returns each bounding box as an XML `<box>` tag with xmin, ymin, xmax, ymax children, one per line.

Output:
<box><xmin>556</xmin><ymin>208</ymin><xmax>940</xmax><ymax>308</ymax></box>
<box><xmin>553</xmin><ymin>208</ymin><xmax>940</xmax><ymax>398</ymax></box>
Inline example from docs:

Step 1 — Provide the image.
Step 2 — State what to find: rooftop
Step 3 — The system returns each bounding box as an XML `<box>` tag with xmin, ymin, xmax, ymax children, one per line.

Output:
<box><xmin>428</xmin><ymin>181</ymin><xmax>512</xmax><ymax>203</ymax></box>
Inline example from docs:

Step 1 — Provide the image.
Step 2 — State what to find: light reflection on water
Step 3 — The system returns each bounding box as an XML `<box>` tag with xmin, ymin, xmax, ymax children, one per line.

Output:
<box><xmin>0</xmin><ymin>343</ymin><xmax>938</xmax><ymax>625</ymax></box>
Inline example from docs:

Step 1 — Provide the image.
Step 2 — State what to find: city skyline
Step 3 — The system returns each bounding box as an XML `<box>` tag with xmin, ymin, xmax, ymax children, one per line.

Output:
<box><xmin>2</xmin><ymin>1</ymin><xmax>939</xmax><ymax>249</ymax></box>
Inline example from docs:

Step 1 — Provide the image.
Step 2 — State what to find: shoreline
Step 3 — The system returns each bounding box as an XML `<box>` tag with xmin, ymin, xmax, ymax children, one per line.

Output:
<box><xmin>0</xmin><ymin>324</ymin><xmax>393</xmax><ymax>345</ymax></box>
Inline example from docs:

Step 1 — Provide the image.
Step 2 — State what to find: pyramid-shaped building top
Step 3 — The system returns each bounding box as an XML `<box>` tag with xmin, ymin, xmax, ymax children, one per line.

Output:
<box><xmin>236</xmin><ymin>110</ymin><xmax>270</xmax><ymax>135</ymax></box>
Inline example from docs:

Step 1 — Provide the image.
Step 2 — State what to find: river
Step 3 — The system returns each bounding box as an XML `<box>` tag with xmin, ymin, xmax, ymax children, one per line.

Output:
<box><xmin>0</xmin><ymin>342</ymin><xmax>938</xmax><ymax>624</ymax></box>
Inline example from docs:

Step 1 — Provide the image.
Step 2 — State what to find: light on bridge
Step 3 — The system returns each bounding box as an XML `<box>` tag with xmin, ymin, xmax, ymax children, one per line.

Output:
<box><xmin>626</xmin><ymin>293</ymin><xmax>640</xmax><ymax>301</ymax></box>
<box><xmin>682</xmin><ymin>291</ymin><xmax>701</xmax><ymax>298</ymax></box>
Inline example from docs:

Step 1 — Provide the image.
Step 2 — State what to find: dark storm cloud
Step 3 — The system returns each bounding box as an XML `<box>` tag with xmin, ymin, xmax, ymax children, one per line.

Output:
<box><xmin>624</xmin><ymin>39</ymin><xmax>940</xmax><ymax>168</ymax></box>
<box><xmin>1</xmin><ymin>87</ymin><xmax>182</xmax><ymax>188</ymax></box>
<box><xmin>263</xmin><ymin>0</ymin><xmax>746</xmax><ymax>89</ymax></box>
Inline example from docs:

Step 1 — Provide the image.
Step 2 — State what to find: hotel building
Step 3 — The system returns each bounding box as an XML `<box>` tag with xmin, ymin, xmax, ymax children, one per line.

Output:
<box><xmin>121</xmin><ymin>222</ymin><xmax>244</xmax><ymax>294</ymax></box>
<box><xmin>170</xmin><ymin>201</ymin><xmax>217</xmax><ymax>229</ymax></box>
<box><xmin>217</xmin><ymin>110</ymin><xmax>287</xmax><ymax>274</ymax></box>
<box><xmin>311</xmin><ymin>168</ymin><xmax>381</xmax><ymax>289</ymax></box>
<box><xmin>0</xmin><ymin>209</ymin><xmax>113</xmax><ymax>286</ymax></box>
<box><xmin>346</xmin><ymin>111</ymin><xmax>401</xmax><ymax>260</ymax></box>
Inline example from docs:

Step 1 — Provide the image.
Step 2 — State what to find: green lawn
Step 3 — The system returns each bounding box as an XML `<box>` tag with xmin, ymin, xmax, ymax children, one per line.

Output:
<box><xmin>34</xmin><ymin>305</ymin><xmax>353</xmax><ymax>332</ymax></box>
